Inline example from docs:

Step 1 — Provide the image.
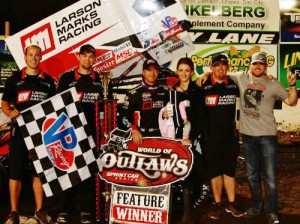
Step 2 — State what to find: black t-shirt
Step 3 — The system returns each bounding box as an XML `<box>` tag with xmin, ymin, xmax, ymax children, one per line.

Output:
<box><xmin>202</xmin><ymin>75</ymin><xmax>239</xmax><ymax>142</ymax></box>
<box><xmin>2</xmin><ymin>70</ymin><xmax>57</xmax><ymax>112</ymax></box>
<box><xmin>57</xmin><ymin>69</ymin><xmax>104</xmax><ymax>136</ymax></box>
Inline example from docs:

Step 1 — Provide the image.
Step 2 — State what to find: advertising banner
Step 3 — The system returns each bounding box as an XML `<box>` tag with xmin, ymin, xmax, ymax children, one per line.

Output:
<box><xmin>110</xmin><ymin>185</ymin><xmax>170</xmax><ymax>224</ymax></box>
<box><xmin>168</xmin><ymin>43</ymin><xmax>278</xmax><ymax>78</ymax></box>
<box><xmin>5</xmin><ymin>0</ymin><xmax>192</xmax><ymax>80</ymax></box>
<box><xmin>181</xmin><ymin>0</ymin><xmax>280</xmax><ymax>44</ymax></box>
<box><xmin>0</xmin><ymin>40</ymin><xmax>18</xmax><ymax>88</ymax></box>
<box><xmin>99</xmin><ymin>128</ymin><xmax>193</xmax><ymax>187</ymax></box>
<box><xmin>280</xmin><ymin>1</ymin><xmax>300</xmax><ymax>42</ymax></box>
<box><xmin>109</xmin><ymin>32</ymin><xmax>194</xmax><ymax>80</ymax></box>
<box><xmin>279</xmin><ymin>44</ymin><xmax>300</xmax><ymax>88</ymax></box>
<box><xmin>98</xmin><ymin>128</ymin><xmax>193</xmax><ymax>223</ymax></box>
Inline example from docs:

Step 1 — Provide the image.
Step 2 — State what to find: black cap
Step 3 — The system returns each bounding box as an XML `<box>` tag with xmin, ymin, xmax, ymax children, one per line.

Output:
<box><xmin>79</xmin><ymin>44</ymin><xmax>96</xmax><ymax>55</ymax></box>
<box><xmin>211</xmin><ymin>54</ymin><xmax>228</xmax><ymax>66</ymax></box>
<box><xmin>143</xmin><ymin>59</ymin><xmax>159</xmax><ymax>70</ymax></box>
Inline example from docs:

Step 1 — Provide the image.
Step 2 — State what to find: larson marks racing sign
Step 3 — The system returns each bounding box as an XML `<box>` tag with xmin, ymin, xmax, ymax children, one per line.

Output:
<box><xmin>5</xmin><ymin>0</ymin><xmax>191</xmax><ymax>79</ymax></box>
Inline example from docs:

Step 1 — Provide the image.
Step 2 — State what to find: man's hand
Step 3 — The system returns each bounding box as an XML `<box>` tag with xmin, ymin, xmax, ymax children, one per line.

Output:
<box><xmin>267</xmin><ymin>74</ymin><xmax>276</xmax><ymax>80</ymax></box>
<box><xmin>132</xmin><ymin>129</ymin><xmax>143</xmax><ymax>145</ymax></box>
<box><xmin>8</xmin><ymin>109</ymin><xmax>20</xmax><ymax>119</ymax></box>
<box><xmin>1</xmin><ymin>101</ymin><xmax>20</xmax><ymax>119</ymax></box>
<box><xmin>97</xmin><ymin>157</ymin><xmax>103</xmax><ymax>172</ymax></box>
<box><xmin>287</xmin><ymin>71</ymin><xmax>297</xmax><ymax>86</ymax></box>
<box><xmin>195</xmin><ymin>72</ymin><xmax>209</xmax><ymax>87</ymax></box>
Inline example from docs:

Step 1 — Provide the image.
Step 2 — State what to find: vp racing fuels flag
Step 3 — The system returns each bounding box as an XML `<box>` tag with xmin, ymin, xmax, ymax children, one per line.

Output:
<box><xmin>16</xmin><ymin>87</ymin><xmax>100</xmax><ymax>197</ymax></box>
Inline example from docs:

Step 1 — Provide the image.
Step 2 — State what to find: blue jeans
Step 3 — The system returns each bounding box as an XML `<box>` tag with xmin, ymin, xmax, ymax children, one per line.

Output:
<box><xmin>242</xmin><ymin>135</ymin><xmax>278</xmax><ymax>215</ymax></box>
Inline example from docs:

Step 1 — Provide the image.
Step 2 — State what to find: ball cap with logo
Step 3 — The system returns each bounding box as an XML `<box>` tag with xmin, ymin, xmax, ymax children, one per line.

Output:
<box><xmin>211</xmin><ymin>54</ymin><xmax>228</xmax><ymax>66</ymax></box>
<box><xmin>143</xmin><ymin>59</ymin><xmax>160</xmax><ymax>70</ymax></box>
<box><xmin>251</xmin><ymin>52</ymin><xmax>267</xmax><ymax>65</ymax></box>
<box><xmin>79</xmin><ymin>44</ymin><xmax>96</xmax><ymax>55</ymax></box>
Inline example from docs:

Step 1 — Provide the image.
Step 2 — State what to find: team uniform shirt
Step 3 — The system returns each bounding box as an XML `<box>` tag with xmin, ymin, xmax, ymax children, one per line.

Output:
<box><xmin>229</xmin><ymin>72</ymin><xmax>288</xmax><ymax>136</ymax></box>
<box><xmin>2</xmin><ymin>69</ymin><xmax>57</xmax><ymax>112</ymax></box>
<box><xmin>203</xmin><ymin>74</ymin><xmax>239</xmax><ymax>142</ymax></box>
<box><xmin>121</xmin><ymin>82</ymin><xmax>168</xmax><ymax>136</ymax></box>
<box><xmin>1</xmin><ymin>69</ymin><xmax>57</xmax><ymax>179</ymax></box>
<box><xmin>202</xmin><ymin>74</ymin><xmax>240</xmax><ymax>178</ymax></box>
<box><xmin>57</xmin><ymin>69</ymin><xmax>104</xmax><ymax>137</ymax></box>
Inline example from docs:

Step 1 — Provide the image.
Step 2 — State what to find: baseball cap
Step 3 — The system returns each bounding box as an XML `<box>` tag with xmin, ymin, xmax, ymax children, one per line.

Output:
<box><xmin>79</xmin><ymin>44</ymin><xmax>96</xmax><ymax>55</ymax></box>
<box><xmin>251</xmin><ymin>52</ymin><xmax>267</xmax><ymax>64</ymax></box>
<box><xmin>211</xmin><ymin>54</ymin><xmax>228</xmax><ymax>66</ymax></box>
<box><xmin>143</xmin><ymin>59</ymin><xmax>159</xmax><ymax>70</ymax></box>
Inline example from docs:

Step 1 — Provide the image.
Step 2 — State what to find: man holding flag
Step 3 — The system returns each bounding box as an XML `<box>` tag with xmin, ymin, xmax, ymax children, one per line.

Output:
<box><xmin>2</xmin><ymin>44</ymin><xmax>56</xmax><ymax>224</ymax></box>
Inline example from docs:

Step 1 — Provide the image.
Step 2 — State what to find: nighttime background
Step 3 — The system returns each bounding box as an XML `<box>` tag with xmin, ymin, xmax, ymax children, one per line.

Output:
<box><xmin>0</xmin><ymin>0</ymin><xmax>79</xmax><ymax>35</ymax></box>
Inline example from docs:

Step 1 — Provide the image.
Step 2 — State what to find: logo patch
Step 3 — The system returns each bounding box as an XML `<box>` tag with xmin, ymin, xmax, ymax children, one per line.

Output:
<box><xmin>17</xmin><ymin>90</ymin><xmax>32</xmax><ymax>103</ymax></box>
<box><xmin>205</xmin><ymin>95</ymin><xmax>218</xmax><ymax>106</ymax></box>
<box><xmin>77</xmin><ymin>92</ymin><xmax>83</xmax><ymax>101</ymax></box>
<box><xmin>161</xmin><ymin>16</ymin><xmax>178</xmax><ymax>29</ymax></box>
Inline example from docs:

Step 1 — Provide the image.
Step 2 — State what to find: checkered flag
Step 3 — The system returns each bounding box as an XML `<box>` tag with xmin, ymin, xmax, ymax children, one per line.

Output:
<box><xmin>16</xmin><ymin>87</ymin><xmax>99</xmax><ymax>197</ymax></box>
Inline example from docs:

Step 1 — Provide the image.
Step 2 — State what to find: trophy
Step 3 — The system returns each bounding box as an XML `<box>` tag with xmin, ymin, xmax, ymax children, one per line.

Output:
<box><xmin>96</xmin><ymin>71</ymin><xmax>117</xmax><ymax>222</ymax></box>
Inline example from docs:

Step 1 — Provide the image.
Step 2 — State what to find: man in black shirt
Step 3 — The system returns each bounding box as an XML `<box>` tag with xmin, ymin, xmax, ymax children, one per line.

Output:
<box><xmin>2</xmin><ymin>44</ymin><xmax>56</xmax><ymax>224</ymax></box>
<box><xmin>56</xmin><ymin>44</ymin><xmax>103</xmax><ymax>224</ymax></box>
<box><xmin>201</xmin><ymin>54</ymin><xmax>243</xmax><ymax>220</ymax></box>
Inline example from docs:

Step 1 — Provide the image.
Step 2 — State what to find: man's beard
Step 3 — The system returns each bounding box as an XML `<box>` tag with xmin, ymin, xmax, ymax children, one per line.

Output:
<box><xmin>83</xmin><ymin>65</ymin><xmax>92</xmax><ymax>70</ymax></box>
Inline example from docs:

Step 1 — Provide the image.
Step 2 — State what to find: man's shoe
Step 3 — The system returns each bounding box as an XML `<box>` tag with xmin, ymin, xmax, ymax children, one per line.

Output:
<box><xmin>268</xmin><ymin>214</ymin><xmax>280</xmax><ymax>224</ymax></box>
<box><xmin>26</xmin><ymin>217</ymin><xmax>39</xmax><ymax>224</ymax></box>
<box><xmin>244</xmin><ymin>207</ymin><xmax>260</xmax><ymax>218</ymax></box>
<box><xmin>80</xmin><ymin>212</ymin><xmax>93</xmax><ymax>224</ymax></box>
<box><xmin>35</xmin><ymin>209</ymin><xmax>52</xmax><ymax>224</ymax></box>
<box><xmin>208</xmin><ymin>202</ymin><xmax>224</xmax><ymax>220</ymax></box>
<box><xmin>225</xmin><ymin>202</ymin><xmax>244</xmax><ymax>217</ymax></box>
<box><xmin>4</xmin><ymin>211</ymin><xmax>20</xmax><ymax>224</ymax></box>
<box><xmin>56</xmin><ymin>212</ymin><xmax>70</xmax><ymax>223</ymax></box>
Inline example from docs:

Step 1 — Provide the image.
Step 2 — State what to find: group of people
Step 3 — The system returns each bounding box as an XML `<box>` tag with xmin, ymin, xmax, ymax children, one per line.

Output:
<box><xmin>196</xmin><ymin>52</ymin><xmax>297</xmax><ymax>224</ymax></box>
<box><xmin>1</xmin><ymin>42</ymin><xmax>298</xmax><ymax>224</ymax></box>
<box><xmin>2</xmin><ymin>44</ymin><xmax>103</xmax><ymax>224</ymax></box>
<box><xmin>120</xmin><ymin>52</ymin><xmax>298</xmax><ymax>224</ymax></box>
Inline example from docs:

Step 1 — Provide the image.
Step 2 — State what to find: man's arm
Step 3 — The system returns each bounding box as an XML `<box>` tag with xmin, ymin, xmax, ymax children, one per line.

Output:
<box><xmin>283</xmin><ymin>72</ymin><xmax>298</xmax><ymax>106</ymax></box>
<box><xmin>195</xmin><ymin>72</ymin><xmax>209</xmax><ymax>87</ymax></box>
<box><xmin>121</xmin><ymin>92</ymin><xmax>143</xmax><ymax>144</ymax></box>
<box><xmin>1</xmin><ymin>101</ymin><xmax>20</xmax><ymax>118</ymax></box>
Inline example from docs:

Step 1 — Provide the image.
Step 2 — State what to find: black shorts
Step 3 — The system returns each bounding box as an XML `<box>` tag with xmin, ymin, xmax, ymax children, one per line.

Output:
<box><xmin>8</xmin><ymin>127</ymin><xmax>37</xmax><ymax>180</ymax></box>
<box><xmin>203</xmin><ymin>137</ymin><xmax>239</xmax><ymax>180</ymax></box>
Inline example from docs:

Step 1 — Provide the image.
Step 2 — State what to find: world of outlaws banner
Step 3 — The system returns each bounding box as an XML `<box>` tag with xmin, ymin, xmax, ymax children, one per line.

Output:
<box><xmin>99</xmin><ymin>128</ymin><xmax>193</xmax><ymax>187</ymax></box>
<box><xmin>98</xmin><ymin>128</ymin><xmax>193</xmax><ymax>224</ymax></box>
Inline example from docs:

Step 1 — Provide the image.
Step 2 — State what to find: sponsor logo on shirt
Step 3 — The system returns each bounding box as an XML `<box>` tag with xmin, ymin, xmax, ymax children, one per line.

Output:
<box><xmin>77</xmin><ymin>92</ymin><xmax>83</xmax><ymax>101</ymax></box>
<box><xmin>17</xmin><ymin>90</ymin><xmax>32</xmax><ymax>103</ymax></box>
<box><xmin>205</xmin><ymin>95</ymin><xmax>218</xmax><ymax>106</ymax></box>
